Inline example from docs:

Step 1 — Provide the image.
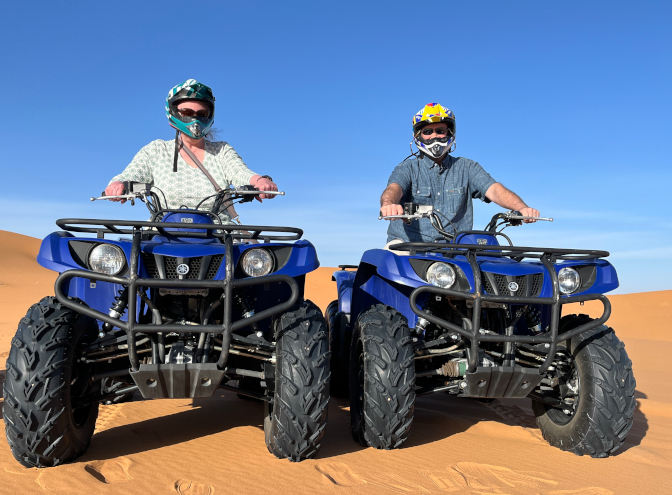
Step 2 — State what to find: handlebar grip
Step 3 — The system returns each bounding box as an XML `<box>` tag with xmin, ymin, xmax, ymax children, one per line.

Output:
<box><xmin>101</xmin><ymin>191</ymin><xmax>106</xmax><ymax>197</ymax></box>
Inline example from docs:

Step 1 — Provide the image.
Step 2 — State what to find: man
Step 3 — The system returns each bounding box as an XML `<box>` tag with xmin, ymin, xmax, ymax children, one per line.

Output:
<box><xmin>380</xmin><ymin>103</ymin><xmax>539</xmax><ymax>245</ymax></box>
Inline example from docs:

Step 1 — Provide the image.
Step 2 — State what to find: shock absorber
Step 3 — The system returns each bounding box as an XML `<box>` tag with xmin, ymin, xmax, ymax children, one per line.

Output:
<box><xmin>101</xmin><ymin>287</ymin><xmax>129</xmax><ymax>337</ymax></box>
<box><xmin>417</xmin><ymin>296</ymin><xmax>452</xmax><ymax>338</ymax></box>
<box><xmin>521</xmin><ymin>305</ymin><xmax>542</xmax><ymax>333</ymax></box>
<box><xmin>234</xmin><ymin>289</ymin><xmax>260</xmax><ymax>335</ymax></box>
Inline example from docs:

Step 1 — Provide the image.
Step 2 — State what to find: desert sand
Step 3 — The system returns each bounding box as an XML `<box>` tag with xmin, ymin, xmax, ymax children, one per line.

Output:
<box><xmin>0</xmin><ymin>230</ymin><xmax>670</xmax><ymax>494</ymax></box>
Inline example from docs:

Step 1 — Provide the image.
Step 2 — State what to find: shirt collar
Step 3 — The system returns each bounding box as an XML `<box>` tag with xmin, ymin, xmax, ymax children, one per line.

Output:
<box><xmin>418</xmin><ymin>152</ymin><xmax>452</xmax><ymax>170</ymax></box>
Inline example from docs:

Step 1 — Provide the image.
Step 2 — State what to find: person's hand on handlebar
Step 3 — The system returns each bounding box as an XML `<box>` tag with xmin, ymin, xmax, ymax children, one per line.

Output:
<box><xmin>251</xmin><ymin>175</ymin><xmax>278</xmax><ymax>201</ymax></box>
<box><xmin>380</xmin><ymin>203</ymin><xmax>404</xmax><ymax>219</ymax></box>
<box><xmin>104</xmin><ymin>181</ymin><xmax>127</xmax><ymax>203</ymax></box>
<box><xmin>519</xmin><ymin>207</ymin><xmax>540</xmax><ymax>223</ymax></box>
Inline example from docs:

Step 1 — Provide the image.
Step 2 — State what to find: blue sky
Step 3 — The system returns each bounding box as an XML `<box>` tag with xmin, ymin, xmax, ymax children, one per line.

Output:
<box><xmin>1</xmin><ymin>1</ymin><xmax>670</xmax><ymax>293</ymax></box>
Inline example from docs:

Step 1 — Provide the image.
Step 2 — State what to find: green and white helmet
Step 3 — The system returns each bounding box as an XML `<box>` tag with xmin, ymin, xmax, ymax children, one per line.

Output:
<box><xmin>166</xmin><ymin>79</ymin><xmax>215</xmax><ymax>139</ymax></box>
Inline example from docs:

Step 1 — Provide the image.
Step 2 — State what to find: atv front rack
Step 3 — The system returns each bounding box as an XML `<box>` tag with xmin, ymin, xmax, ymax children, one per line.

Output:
<box><xmin>54</xmin><ymin>225</ymin><xmax>299</xmax><ymax>373</ymax></box>
<box><xmin>56</xmin><ymin>218</ymin><xmax>303</xmax><ymax>242</ymax></box>
<box><xmin>394</xmin><ymin>242</ymin><xmax>612</xmax><ymax>375</ymax></box>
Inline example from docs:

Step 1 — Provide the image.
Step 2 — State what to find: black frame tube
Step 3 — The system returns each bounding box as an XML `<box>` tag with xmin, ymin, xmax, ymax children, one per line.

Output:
<box><xmin>391</xmin><ymin>241</ymin><xmax>609</xmax><ymax>261</ymax></box>
<box><xmin>54</xmin><ymin>230</ymin><xmax>300</xmax><ymax>372</ymax></box>
<box><xmin>56</xmin><ymin>218</ymin><xmax>302</xmax><ymax>241</ymax></box>
<box><xmin>408</xmin><ymin>248</ymin><xmax>611</xmax><ymax>373</ymax></box>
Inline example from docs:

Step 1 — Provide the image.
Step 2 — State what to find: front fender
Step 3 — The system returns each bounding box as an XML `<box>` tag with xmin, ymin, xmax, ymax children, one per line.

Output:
<box><xmin>332</xmin><ymin>269</ymin><xmax>356</xmax><ymax>313</ymax></box>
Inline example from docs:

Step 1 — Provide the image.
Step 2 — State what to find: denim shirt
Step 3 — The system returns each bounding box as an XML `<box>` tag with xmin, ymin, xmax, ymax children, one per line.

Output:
<box><xmin>386</xmin><ymin>153</ymin><xmax>497</xmax><ymax>242</ymax></box>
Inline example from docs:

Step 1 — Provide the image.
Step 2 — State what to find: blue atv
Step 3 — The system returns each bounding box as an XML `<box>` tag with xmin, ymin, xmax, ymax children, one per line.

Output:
<box><xmin>4</xmin><ymin>183</ymin><xmax>330</xmax><ymax>467</ymax></box>
<box><xmin>328</xmin><ymin>204</ymin><xmax>635</xmax><ymax>458</ymax></box>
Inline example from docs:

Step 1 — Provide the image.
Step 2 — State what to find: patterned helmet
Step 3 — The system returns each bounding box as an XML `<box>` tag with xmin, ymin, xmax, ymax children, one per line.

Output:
<box><xmin>166</xmin><ymin>79</ymin><xmax>216</xmax><ymax>139</ymax></box>
<box><xmin>412</xmin><ymin>103</ymin><xmax>456</xmax><ymax>158</ymax></box>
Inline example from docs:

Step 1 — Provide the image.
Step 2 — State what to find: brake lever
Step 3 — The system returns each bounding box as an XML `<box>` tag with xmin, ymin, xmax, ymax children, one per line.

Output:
<box><xmin>378</xmin><ymin>214</ymin><xmax>425</xmax><ymax>221</ymax></box>
<box><xmin>505</xmin><ymin>213</ymin><xmax>554</xmax><ymax>222</ymax></box>
<box><xmin>90</xmin><ymin>193</ymin><xmax>142</xmax><ymax>205</ymax></box>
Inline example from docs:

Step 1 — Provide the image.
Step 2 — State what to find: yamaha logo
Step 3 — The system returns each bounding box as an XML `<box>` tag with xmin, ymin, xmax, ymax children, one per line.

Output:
<box><xmin>176</xmin><ymin>263</ymin><xmax>190</xmax><ymax>275</ymax></box>
<box><xmin>477</xmin><ymin>238</ymin><xmax>488</xmax><ymax>245</ymax></box>
<box><xmin>508</xmin><ymin>281</ymin><xmax>519</xmax><ymax>292</ymax></box>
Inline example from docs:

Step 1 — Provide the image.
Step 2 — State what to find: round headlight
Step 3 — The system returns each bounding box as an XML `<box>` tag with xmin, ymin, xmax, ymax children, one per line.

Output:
<box><xmin>558</xmin><ymin>267</ymin><xmax>581</xmax><ymax>294</ymax></box>
<box><xmin>241</xmin><ymin>248</ymin><xmax>274</xmax><ymax>277</ymax></box>
<box><xmin>426</xmin><ymin>262</ymin><xmax>456</xmax><ymax>288</ymax></box>
<box><xmin>88</xmin><ymin>244</ymin><xmax>125</xmax><ymax>275</ymax></box>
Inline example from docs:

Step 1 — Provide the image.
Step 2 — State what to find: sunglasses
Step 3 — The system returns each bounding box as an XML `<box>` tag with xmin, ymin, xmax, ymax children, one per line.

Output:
<box><xmin>177</xmin><ymin>109</ymin><xmax>211</xmax><ymax>119</ymax></box>
<box><xmin>421</xmin><ymin>127</ymin><xmax>450</xmax><ymax>136</ymax></box>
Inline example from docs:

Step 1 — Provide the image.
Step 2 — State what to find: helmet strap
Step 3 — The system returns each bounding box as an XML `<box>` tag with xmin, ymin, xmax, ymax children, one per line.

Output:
<box><xmin>173</xmin><ymin>129</ymin><xmax>180</xmax><ymax>172</ymax></box>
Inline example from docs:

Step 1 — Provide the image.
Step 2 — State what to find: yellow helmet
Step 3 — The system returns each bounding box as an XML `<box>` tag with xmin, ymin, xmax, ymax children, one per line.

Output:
<box><xmin>412</xmin><ymin>103</ymin><xmax>455</xmax><ymax>133</ymax></box>
<box><xmin>412</xmin><ymin>103</ymin><xmax>456</xmax><ymax>158</ymax></box>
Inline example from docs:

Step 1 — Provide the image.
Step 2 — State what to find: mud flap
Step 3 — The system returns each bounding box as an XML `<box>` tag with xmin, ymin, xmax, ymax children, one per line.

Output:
<box><xmin>130</xmin><ymin>363</ymin><xmax>226</xmax><ymax>399</ymax></box>
<box><xmin>461</xmin><ymin>366</ymin><xmax>543</xmax><ymax>398</ymax></box>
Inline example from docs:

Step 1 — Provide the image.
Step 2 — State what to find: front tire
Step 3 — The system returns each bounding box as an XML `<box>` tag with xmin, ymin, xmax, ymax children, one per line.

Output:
<box><xmin>264</xmin><ymin>300</ymin><xmax>330</xmax><ymax>461</ymax></box>
<box><xmin>3</xmin><ymin>297</ymin><xmax>100</xmax><ymax>468</ymax></box>
<box><xmin>350</xmin><ymin>304</ymin><xmax>415</xmax><ymax>449</ymax></box>
<box><xmin>532</xmin><ymin>314</ymin><xmax>636</xmax><ymax>457</ymax></box>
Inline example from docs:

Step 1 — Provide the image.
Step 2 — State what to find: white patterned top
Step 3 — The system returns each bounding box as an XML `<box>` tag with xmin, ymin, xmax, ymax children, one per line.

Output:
<box><xmin>110</xmin><ymin>139</ymin><xmax>257</xmax><ymax>224</ymax></box>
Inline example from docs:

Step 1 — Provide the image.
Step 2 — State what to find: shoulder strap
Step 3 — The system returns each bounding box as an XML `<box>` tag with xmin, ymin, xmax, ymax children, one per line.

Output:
<box><xmin>178</xmin><ymin>138</ymin><xmax>223</xmax><ymax>192</ymax></box>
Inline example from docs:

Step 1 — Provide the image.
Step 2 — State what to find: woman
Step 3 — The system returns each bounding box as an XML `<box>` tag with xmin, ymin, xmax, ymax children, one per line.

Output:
<box><xmin>105</xmin><ymin>79</ymin><xmax>278</xmax><ymax>223</ymax></box>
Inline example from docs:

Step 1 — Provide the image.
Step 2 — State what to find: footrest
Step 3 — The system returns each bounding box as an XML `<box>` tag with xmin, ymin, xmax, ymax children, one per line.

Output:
<box><xmin>461</xmin><ymin>366</ymin><xmax>543</xmax><ymax>398</ymax></box>
<box><xmin>130</xmin><ymin>364</ymin><xmax>226</xmax><ymax>399</ymax></box>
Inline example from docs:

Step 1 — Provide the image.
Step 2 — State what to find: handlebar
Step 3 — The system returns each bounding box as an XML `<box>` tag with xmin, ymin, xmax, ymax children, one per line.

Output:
<box><xmin>91</xmin><ymin>186</ymin><xmax>285</xmax><ymax>203</ymax></box>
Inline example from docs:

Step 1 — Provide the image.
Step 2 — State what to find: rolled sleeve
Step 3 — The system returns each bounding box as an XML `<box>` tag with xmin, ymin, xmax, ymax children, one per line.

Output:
<box><xmin>468</xmin><ymin>161</ymin><xmax>496</xmax><ymax>202</ymax></box>
<box><xmin>387</xmin><ymin>160</ymin><xmax>413</xmax><ymax>193</ymax></box>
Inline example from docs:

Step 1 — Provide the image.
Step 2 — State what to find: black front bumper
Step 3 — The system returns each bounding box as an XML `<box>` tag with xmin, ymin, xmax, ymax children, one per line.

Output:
<box><xmin>54</xmin><ymin>231</ymin><xmax>298</xmax><ymax>398</ymax></box>
<box><xmin>404</xmin><ymin>246</ymin><xmax>611</xmax><ymax>397</ymax></box>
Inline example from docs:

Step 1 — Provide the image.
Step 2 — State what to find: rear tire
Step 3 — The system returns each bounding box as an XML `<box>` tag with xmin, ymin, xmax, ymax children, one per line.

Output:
<box><xmin>264</xmin><ymin>300</ymin><xmax>330</xmax><ymax>461</ymax></box>
<box><xmin>3</xmin><ymin>297</ymin><xmax>100</xmax><ymax>468</ymax></box>
<box><xmin>532</xmin><ymin>314</ymin><xmax>636</xmax><ymax>457</ymax></box>
<box><xmin>350</xmin><ymin>304</ymin><xmax>415</xmax><ymax>449</ymax></box>
<box><xmin>327</xmin><ymin>300</ymin><xmax>349</xmax><ymax>398</ymax></box>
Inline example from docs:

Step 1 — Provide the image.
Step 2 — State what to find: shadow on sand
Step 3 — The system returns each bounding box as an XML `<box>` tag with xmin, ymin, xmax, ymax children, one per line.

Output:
<box><xmin>15</xmin><ymin>382</ymin><xmax>647</xmax><ymax>463</ymax></box>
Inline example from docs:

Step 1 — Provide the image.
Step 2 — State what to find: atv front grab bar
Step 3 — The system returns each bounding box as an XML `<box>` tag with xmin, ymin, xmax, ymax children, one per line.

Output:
<box><xmin>56</xmin><ymin>218</ymin><xmax>303</xmax><ymax>242</ymax></box>
<box><xmin>54</xmin><ymin>230</ymin><xmax>299</xmax><ymax>371</ymax></box>
<box><xmin>407</xmin><ymin>249</ymin><xmax>611</xmax><ymax>373</ymax></box>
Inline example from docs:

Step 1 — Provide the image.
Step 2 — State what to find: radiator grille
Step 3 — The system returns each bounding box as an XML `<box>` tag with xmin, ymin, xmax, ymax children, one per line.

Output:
<box><xmin>206</xmin><ymin>254</ymin><xmax>224</xmax><ymax>279</ymax></box>
<box><xmin>141</xmin><ymin>253</ymin><xmax>224</xmax><ymax>280</ymax></box>
<box><xmin>481</xmin><ymin>273</ymin><xmax>544</xmax><ymax>296</ymax></box>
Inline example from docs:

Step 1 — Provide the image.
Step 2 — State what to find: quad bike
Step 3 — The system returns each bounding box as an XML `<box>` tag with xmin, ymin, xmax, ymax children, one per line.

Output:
<box><xmin>328</xmin><ymin>204</ymin><xmax>635</xmax><ymax>457</ymax></box>
<box><xmin>4</xmin><ymin>182</ymin><xmax>330</xmax><ymax>467</ymax></box>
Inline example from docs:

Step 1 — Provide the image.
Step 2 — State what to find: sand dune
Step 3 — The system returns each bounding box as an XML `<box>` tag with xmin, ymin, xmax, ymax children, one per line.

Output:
<box><xmin>0</xmin><ymin>230</ymin><xmax>670</xmax><ymax>494</ymax></box>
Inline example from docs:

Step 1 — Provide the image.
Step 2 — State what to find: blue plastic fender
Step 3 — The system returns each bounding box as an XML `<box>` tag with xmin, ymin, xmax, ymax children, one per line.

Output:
<box><xmin>332</xmin><ymin>270</ymin><xmax>356</xmax><ymax>313</ymax></box>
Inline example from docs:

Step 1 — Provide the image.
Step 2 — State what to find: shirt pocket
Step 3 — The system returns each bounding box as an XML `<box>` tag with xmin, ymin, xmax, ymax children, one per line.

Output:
<box><xmin>412</xmin><ymin>185</ymin><xmax>432</xmax><ymax>204</ymax></box>
<box><xmin>445</xmin><ymin>186</ymin><xmax>467</xmax><ymax>214</ymax></box>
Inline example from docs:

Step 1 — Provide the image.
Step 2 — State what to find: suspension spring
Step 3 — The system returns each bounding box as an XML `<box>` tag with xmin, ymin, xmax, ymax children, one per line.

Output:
<box><xmin>520</xmin><ymin>305</ymin><xmax>542</xmax><ymax>333</ymax></box>
<box><xmin>234</xmin><ymin>288</ymin><xmax>259</xmax><ymax>333</ymax></box>
<box><xmin>102</xmin><ymin>287</ymin><xmax>129</xmax><ymax>334</ymax></box>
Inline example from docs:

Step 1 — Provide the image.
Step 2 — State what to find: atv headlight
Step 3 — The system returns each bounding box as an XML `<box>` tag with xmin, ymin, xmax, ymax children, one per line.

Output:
<box><xmin>241</xmin><ymin>248</ymin><xmax>274</xmax><ymax>277</ymax></box>
<box><xmin>88</xmin><ymin>244</ymin><xmax>125</xmax><ymax>275</ymax></box>
<box><xmin>558</xmin><ymin>267</ymin><xmax>581</xmax><ymax>294</ymax></box>
<box><xmin>426</xmin><ymin>262</ymin><xmax>455</xmax><ymax>288</ymax></box>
